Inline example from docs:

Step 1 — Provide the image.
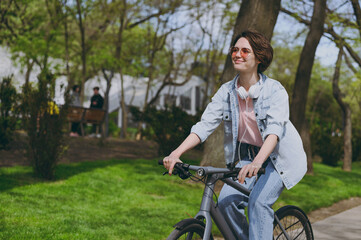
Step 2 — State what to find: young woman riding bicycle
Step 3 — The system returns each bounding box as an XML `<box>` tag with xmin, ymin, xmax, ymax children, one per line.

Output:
<box><xmin>163</xmin><ymin>29</ymin><xmax>307</xmax><ymax>240</ymax></box>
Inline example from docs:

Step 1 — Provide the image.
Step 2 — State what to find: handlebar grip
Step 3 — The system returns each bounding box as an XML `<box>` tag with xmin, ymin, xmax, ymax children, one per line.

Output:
<box><xmin>227</xmin><ymin>167</ymin><xmax>266</xmax><ymax>178</ymax></box>
<box><xmin>158</xmin><ymin>159</ymin><xmax>164</xmax><ymax>165</ymax></box>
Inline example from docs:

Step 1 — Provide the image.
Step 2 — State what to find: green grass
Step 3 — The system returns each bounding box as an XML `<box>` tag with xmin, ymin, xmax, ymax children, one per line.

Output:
<box><xmin>0</xmin><ymin>159</ymin><xmax>361</xmax><ymax>239</ymax></box>
<box><xmin>275</xmin><ymin>161</ymin><xmax>361</xmax><ymax>213</ymax></box>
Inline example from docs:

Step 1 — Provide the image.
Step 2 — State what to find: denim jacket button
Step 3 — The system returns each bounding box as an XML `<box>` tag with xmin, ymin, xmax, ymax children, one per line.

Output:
<box><xmin>280</xmin><ymin>171</ymin><xmax>284</xmax><ymax>175</ymax></box>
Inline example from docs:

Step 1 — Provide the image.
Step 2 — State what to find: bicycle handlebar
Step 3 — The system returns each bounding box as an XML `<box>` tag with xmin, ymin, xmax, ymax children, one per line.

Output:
<box><xmin>158</xmin><ymin>159</ymin><xmax>265</xmax><ymax>179</ymax></box>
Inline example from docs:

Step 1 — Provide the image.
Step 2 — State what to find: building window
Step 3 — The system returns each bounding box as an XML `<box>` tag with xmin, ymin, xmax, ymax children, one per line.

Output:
<box><xmin>164</xmin><ymin>94</ymin><xmax>177</xmax><ymax>107</ymax></box>
<box><xmin>195</xmin><ymin>86</ymin><xmax>201</xmax><ymax>110</ymax></box>
<box><xmin>180</xmin><ymin>95</ymin><xmax>191</xmax><ymax>110</ymax></box>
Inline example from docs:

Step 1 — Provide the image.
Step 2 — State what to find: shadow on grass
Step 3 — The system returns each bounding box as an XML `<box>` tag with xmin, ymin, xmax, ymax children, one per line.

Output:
<box><xmin>0</xmin><ymin>158</ymin><xmax>160</xmax><ymax>193</ymax></box>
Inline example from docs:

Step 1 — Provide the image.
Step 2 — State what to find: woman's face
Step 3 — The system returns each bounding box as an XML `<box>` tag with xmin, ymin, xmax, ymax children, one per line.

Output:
<box><xmin>231</xmin><ymin>37</ymin><xmax>260</xmax><ymax>74</ymax></box>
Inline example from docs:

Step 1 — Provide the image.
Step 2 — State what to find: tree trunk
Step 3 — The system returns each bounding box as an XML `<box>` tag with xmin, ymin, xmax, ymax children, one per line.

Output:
<box><xmin>290</xmin><ymin>0</ymin><xmax>326</xmax><ymax>174</ymax></box>
<box><xmin>76</xmin><ymin>0</ymin><xmax>86</xmax><ymax>104</ymax></box>
<box><xmin>300</xmin><ymin>121</ymin><xmax>313</xmax><ymax>173</ymax></box>
<box><xmin>332</xmin><ymin>46</ymin><xmax>352</xmax><ymax>171</ymax></box>
<box><xmin>63</xmin><ymin>6</ymin><xmax>72</xmax><ymax>91</ymax></box>
<box><xmin>343</xmin><ymin>108</ymin><xmax>352</xmax><ymax>171</ymax></box>
<box><xmin>116</xmin><ymin>9</ymin><xmax>128</xmax><ymax>139</ymax></box>
<box><xmin>119</xmin><ymin>70</ymin><xmax>128</xmax><ymax>138</ymax></box>
<box><xmin>201</xmin><ymin>0</ymin><xmax>281</xmax><ymax>167</ymax></box>
<box><xmin>25</xmin><ymin>59</ymin><xmax>34</xmax><ymax>89</ymax></box>
<box><xmin>101</xmin><ymin>69</ymin><xmax>114</xmax><ymax>139</ymax></box>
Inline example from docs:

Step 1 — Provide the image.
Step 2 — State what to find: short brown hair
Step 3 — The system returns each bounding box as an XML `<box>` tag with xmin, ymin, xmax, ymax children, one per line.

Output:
<box><xmin>232</xmin><ymin>29</ymin><xmax>273</xmax><ymax>73</ymax></box>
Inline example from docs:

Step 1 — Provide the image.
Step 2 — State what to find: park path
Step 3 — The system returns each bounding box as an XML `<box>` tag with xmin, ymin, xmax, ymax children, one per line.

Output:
<box><xmin>213</xmin><ymin>202</ymin><xmax>361</xmax><ymax>240</ymax></box>
<box><xmin>312</xmin><ymin>204</ymin><xmax>361</xmax><ymax>240</ymax></box>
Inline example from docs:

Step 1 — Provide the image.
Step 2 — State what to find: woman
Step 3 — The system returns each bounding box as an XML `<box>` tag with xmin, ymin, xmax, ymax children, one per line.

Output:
<box><xmin>163</xmin><ymin>29</ymin><xmax>307</xmax><ymax>240</ymax></box>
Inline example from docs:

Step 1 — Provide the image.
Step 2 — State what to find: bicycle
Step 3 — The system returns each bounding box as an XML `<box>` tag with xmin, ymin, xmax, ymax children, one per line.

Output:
<box><xmin>159</xmin><ymin>160</ymin><xmax>314</xmax><ymax>240</ymax></box>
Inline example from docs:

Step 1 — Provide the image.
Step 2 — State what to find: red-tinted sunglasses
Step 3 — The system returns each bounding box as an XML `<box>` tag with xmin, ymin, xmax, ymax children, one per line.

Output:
<box><xmin>229</xmin><ymin>46</ymin><xmax>252</xmax><ymax>59</ymax></box>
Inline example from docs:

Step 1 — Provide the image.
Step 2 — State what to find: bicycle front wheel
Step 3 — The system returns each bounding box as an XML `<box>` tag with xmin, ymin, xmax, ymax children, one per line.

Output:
<box><xmin>273</xmin><ymin>205</ymin><xmax>314</xmax><ymax>240</ymax></box>
<box><xmin>167</xmin><ymin>222</ymin><xmax>213</xmax><ymax>240</ymax></box>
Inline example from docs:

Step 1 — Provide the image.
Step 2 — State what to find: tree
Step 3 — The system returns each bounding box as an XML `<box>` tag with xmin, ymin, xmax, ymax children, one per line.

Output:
<box><xmin>201</xmin><ymin>0</ymin><xmax>282</xmax><ymax>167</ymax></box>
<box><xmin>0</xmin><ymin>0</ymin><xmax>70</xmax><ymax>178</ymax></box>
<box><xmin>281</xmin><ymin>0</ymin><xmax>361</xmax><ymax>170</ymax></box>
<box><xmin>69</xmin><ymin>0</ymin><xmax>111</xmax><ymax>103</ymax></box>
<box><xmin>289</xmin><ymin>0</ymin><xmax>327</xmax><ymax>174</ymax></box>
<box><xmin>332</xmin><ymin>45</ymin><xmax>352</xmax><ymax>171</ymax></box>
<box><xmin>111</xmin><ymin>0</ymin><xmax>186</xmax><ymax>138</ymax></box>
<box><xmin>0</xmin><ymin>0</ymin><xmax>60</xmax><ymax>84</ymax></box>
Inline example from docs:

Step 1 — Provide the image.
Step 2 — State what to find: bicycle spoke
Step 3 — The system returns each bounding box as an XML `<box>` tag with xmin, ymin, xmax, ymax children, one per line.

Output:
<box><xmin>293</xmin><ymin>228</ymin><xmax>306</xmax><ymax>240</ymax></box>
<box><xmin>285</xmin><ymin>219</ymin><xmax>301</xmax><ymax>231</ymax></box>
<box><xmin>274</xmin><ymin>216</ymin><xmax>307</xmax><ymax>240</ymax></box>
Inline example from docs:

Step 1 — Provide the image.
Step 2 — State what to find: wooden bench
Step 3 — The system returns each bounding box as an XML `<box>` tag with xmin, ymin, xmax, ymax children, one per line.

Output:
<box><xmin>67</xmin><ymin>106</ymin><xmax>106</xmax><ymax>136</ymax></box>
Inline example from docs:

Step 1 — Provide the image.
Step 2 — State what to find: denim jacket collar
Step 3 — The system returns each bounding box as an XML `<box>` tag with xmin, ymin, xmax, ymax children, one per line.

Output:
<box><xmin>228</xmin><ymin>72</ymin><xmax>266</xmax><ymax>98</ymax></box>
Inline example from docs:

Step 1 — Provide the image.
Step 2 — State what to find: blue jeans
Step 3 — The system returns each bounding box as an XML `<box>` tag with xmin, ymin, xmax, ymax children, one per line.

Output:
<box><xmin>218</xmin><ymin>159</ymin><xmax>284</xmax><ymax>240</ymax></box>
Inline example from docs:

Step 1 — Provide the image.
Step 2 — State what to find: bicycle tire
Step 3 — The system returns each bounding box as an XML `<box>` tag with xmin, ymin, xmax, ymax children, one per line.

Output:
<box><xmin>167</xmin><ymin>222</ymin><xmax>214</xmax><ymax>240</ymax></box>
<box><xmin>273</xmin><ymin>205</ymin><xmax>314</xmax><ymax>240</ymax></box>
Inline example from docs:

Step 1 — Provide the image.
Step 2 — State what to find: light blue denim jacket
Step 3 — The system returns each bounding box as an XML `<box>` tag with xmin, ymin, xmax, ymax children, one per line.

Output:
<box><xmin>191</xmin><ymin>73</ymin><xmax>307</xmax><ymax>189</ymax></box>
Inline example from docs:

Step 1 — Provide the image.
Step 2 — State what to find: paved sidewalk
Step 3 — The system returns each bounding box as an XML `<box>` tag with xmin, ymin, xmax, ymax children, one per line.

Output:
<box><xmin>312</xmin><ymin>205</ymin><xmax>361</xmax><ymax>240</ymax></box>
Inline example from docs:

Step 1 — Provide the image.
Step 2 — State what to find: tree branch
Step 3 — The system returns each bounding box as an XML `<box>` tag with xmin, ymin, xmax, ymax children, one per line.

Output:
<box><xmin>350</xmin><ymin>0</ymin><xmax>361</xmax><ymax>39</ymax></box>
<box><xmin>281</xmin><ymin>6</ymin><xmax>361</xmax><ymax>67</ymax></box>
<box><xmin>126</xmin><ymin>10</ymin><xmax>164</xmax><ymax>29</ymax></box>
<box><xmin>332</xmin><ymin>46</ymin><xmax>347</xmax><ymax>112</ymax></box>
<box><xmin>343</xmin><ymin>51</ymin><xmax>358</xmax><ymax>74</ymax></box>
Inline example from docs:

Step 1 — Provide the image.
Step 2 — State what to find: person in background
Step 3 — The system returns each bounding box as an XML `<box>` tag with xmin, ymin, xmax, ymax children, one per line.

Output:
<box><xmin>70</xmin><ymin>85</ymin><xmax>81</xmax><ymax>137</ymax></box>
<box><xmin>90</xmin><ymin>86</ymin><xmax>104</xmax><ymax>109</ymax></box>
<box><xmin>89</xmin><ymin>86</ymin><xmax>104</xmax><ymax>137</ymax></box>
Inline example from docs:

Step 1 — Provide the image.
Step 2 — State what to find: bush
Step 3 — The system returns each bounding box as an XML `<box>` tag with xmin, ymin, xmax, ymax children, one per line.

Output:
<box><xmin>0</xmin><ymin>76</ymin><xmax>19</xmax><ymax>149</ymax></box>
<box><xmin>311</xmin><ymin>124</ymin><xmax>343</xmax><ymax>166</ymax></box>
<box><xmin>130</xmin><ymin>105</ymin><xmax>198</xmax><ymax>156</ymax></box>
<box><xmin>21</xmin><ymin>70</ymin><xmax>69</xmax><ymax>180</ymax></box>
<box><xmin>107</xmin><ymin>111</ymin><xmax>121</xmax><ymax>137</ymax></box>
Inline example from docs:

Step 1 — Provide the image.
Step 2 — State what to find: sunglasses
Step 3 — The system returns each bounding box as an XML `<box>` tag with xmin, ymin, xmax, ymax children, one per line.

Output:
<box><xmin>229</xmin><ymin>46</ymin><xmax>252</xmax><ymax>59</ymax></box>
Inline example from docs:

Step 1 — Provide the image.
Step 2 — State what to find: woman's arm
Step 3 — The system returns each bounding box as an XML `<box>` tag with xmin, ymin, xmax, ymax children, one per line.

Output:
<box><xmin>163</xmin><ymin>133</ymin><xmax>201</xmax><ymax>175</ymax></box>
<box><xmin>238</xmin><ymin>134</ymin><xmax>278</xmax><ymax>184</ymax></box>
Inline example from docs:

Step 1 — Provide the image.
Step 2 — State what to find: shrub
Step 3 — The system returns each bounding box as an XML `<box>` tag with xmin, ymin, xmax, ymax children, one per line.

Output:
<box><xmin>0</xmin><ymin>76</ymin><xmax>19</xmax><ymax>149</ymax></box>
<box><xmin>311</xmin><ymin>124</ymin><xmax>343</xmax><ymax>166</ymax></box>
<box><xmin>130</xmin><ymin>105</ymin><xmax>198</xmax><ymax>156</ymax></box>
<box><xmin>21</xmin><ymin>69</ymin><xmax>69</xmax><ymax>180</ymax></box>
<box><xmin>107</xmin><ymin>111</ymin><xmax>120</xmax><ymax>137</ymax></box>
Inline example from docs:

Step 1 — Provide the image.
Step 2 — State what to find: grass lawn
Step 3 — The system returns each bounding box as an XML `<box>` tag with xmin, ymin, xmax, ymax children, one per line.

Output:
<box><xmin>1</xmin><ymin>158</ymin><xmax>361</xmax><ymax>239</ymax></box>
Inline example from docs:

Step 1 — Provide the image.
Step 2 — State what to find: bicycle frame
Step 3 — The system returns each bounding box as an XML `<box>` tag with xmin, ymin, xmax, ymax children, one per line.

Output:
<box><xmin>187</xmin><ymin>165</ymin><xmax>291</xmax><ymax>240</ymax></box>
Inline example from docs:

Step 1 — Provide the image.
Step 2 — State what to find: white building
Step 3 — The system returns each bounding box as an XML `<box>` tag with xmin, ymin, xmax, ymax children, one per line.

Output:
<box><xmin>84</xmin><ymin>74</ymin><xmax>206</xmax><ymax>128</ymax></box>
<box><xmin>0</xmin><ymin>46</ymin><xmax>208</xmax><ymax>128</ymax></box>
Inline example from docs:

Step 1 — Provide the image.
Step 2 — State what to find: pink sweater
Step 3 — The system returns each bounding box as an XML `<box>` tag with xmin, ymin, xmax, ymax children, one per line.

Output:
<box><xmin>237</xmin><ymin>95</ymin><xmax>263</xmax><ymax>147</ymax></box>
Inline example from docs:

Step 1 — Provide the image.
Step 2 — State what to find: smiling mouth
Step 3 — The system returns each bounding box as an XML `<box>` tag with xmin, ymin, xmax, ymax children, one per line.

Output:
<box><xmin>233</xmin><ymin>58</ymin><xmax>245</xmax><ymax>63</ymax></box>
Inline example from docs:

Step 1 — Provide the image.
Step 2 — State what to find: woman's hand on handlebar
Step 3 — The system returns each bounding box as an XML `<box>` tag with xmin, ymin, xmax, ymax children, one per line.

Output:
<box><xmin>238</xmin><ymin>162</ymin><xmax>262</xmax><ymax>184</ymax></box>
<box><xmin>163</xmin><ymin>155</ymin><xmax>183</xmax><ymax>175</ymax></box>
